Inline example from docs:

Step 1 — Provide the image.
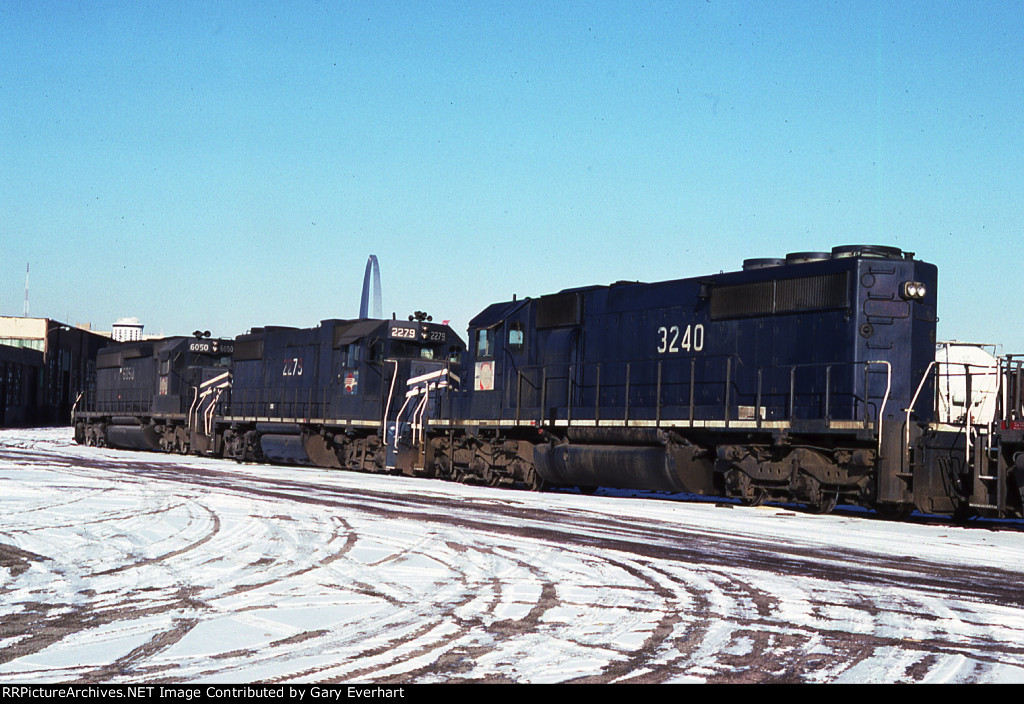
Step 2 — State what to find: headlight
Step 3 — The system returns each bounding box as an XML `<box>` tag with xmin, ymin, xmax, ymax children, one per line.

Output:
<box><xmin>900</xmin><ymin>281</ymin><xmax>927</xmax><ymax>300</ymax></box>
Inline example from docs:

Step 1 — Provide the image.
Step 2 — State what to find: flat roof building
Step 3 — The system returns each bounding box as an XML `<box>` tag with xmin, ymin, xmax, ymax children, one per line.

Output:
<box><xmin>112</xmin><ymin>317</ymin><xmax>144</xmax><ymax>342</ymax></box>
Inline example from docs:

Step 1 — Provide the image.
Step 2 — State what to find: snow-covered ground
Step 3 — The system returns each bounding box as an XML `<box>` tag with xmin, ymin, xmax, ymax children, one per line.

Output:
<box><xmin>2</xmin><ymin>427</ymin><xmax>1024</xmax><ymax>683</ymax></box>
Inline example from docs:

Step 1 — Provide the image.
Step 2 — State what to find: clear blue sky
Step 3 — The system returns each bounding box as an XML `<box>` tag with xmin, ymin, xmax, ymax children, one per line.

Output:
<box><xmin>2</xmin><ymin>1</ymin><xmax>1022</xmax><ymax>350</ymax></box>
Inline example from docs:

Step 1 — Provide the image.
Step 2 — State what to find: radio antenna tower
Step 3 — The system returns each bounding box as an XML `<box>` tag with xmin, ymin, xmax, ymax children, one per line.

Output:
<box><xmin>358</xmin><ymin>255</ymin><xmax>382</xmax><ymax>319</ymax></box>
<box><xmin>23</xmin><ymin>263</ymin><xmax>29</xmax><ymax>317</ymax></box>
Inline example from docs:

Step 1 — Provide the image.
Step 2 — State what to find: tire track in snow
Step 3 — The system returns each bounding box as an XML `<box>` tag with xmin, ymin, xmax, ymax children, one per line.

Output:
<box><xmin>5</xmin><ymin>429</ymin><xmax>1024</xmax><ymax>682</ymax></box>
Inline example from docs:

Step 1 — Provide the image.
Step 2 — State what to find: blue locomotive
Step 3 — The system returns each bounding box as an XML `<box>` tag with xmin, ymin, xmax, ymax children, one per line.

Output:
<box><xmin>430</xmin><ymin>244</ymin><xmax>938</xmax><ymax>515</ymax></box>
<box><xmin>215</xmin><ymin>316</ymin><xmax>465</xmax><ymax>473</ymax></box>
<box><xmin>72</xmin><ymin>245</ymin><xmax>1024</xmax><ymax>519</ymax></box>
<box><xmin>74</xmin><ymin>336</ymin><xmax>233</xmax><ymax>453</ymax></box>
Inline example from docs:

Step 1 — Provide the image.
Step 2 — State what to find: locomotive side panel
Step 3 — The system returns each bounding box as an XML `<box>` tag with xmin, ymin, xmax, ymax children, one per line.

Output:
<box><xmin>227</xmin><ymin>324</ymin><xmax>330</xmax><ymax>464</ymax></box>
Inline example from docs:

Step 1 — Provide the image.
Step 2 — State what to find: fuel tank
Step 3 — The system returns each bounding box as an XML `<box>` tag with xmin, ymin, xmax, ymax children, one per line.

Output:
<box><xmin>259</xmin><ymin>434</ymin><xmax>313</xmax><ymax>465</ymax></box>
<box><xmin>533</xmin><ymin>442</ymin><xmax>716</xmax><ymax>494</ymax></box>
<box><xmin>106</xmin><ymin>423</ymin><xmax>161</xmax><ymax>451</ymax></box>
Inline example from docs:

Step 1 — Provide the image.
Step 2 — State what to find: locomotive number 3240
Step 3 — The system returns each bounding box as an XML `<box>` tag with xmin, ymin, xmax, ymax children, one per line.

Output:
<box><xmin>656</xmin><ymin>324</ymin><xmax>705</xmax><ymax>354</ymax></box>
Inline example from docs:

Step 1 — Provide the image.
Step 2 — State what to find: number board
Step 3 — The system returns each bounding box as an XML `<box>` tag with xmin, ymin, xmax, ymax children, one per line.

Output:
<box><xmin>389</xmin><ymin>323</ymin><xmax>418</xmax><ymax>340</ymax></box>
<box><xmin>388</xmin><ymin>323</ymin><xmax>448</xmax><ymax>344</ymax></box>
<box><xmin>190</xmin><ymin>341</ymin><xmax>234</xmax><ymax>355</ymax></box>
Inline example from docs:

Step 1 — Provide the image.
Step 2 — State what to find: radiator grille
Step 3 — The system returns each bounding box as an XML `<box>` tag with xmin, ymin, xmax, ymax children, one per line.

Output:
<box><xmin>536</xmin><ymin>292</ymin><xmax>581</xmax><ymax>328</ymax></box>
<box><xmin>710</xmin><ymin>272</ymin><xmax>849</xmax><ymax>320</ymax></box>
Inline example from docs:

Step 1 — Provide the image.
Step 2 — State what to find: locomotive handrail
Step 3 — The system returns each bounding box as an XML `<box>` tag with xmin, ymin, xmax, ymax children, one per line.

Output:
<box><xmin>867</xmin><ymin>360</ymin><xmax>891</xmax><ymax>459</ymax></box>
<box><xmin>391</xmin><ymin>391</ymin><xmax>415</xmax><ymax>450</ymax></box>
<box><xmin>905</xmin><ymin>361</ymin><xmax>937</xmax><ymax>461</ymax></box>
<box><xmin>383</xmin><ymin>359</ymin><xmax>400</xmax><ymax>432</ymax></box>
<box><xmin>545</xmin><ymin>354</ymin><xmax>745</xmax><ymax>426</ymax></box>
<box><xmin>999</xmin><ymin>355</ymin><xmax>1024</xmax><ymax>423</ymax></box>
<box><xmin>188</xmin><ymin>386</ymin><xmax>200</xmax><ymax>430</ymax></box>
<box><xmin>761</xmin><ymin>359</ymin><xmax>870</xmax><ymax>424</ymax></box>
<box><xmin>414</xmin><ymin>384</ymin><xmax>430</xmax><ymax>445</ymax></box>
<box><xmin>225</xmin><ymin>381</ymin><xmax>386</xmax><ymax>420</ymax></box>
<box><xmin>907</xmin><ymin>358</ymin><xmax>1008</xmax><ymax>479</ymax></box>
<box><xmin>486</xmin><ymin>353</ymin><xmax>899</xmax><ymax>432</ymax></box>
<box><xmin>502</xmin><ymin>353</ymin><xmax>895</xmax><ymax>428</ymax></box>
<box><xmin>411</xmin><ymin>367</ymin><xmax>450</xmax><ymax>444</ymax></box>
<box><xmin>753</xmin><ymin>358</ymin><xmax>875</xmax><ymax>428</ymax></box>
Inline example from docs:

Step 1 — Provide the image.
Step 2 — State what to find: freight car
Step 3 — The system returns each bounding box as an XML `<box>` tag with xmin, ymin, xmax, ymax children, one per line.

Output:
<box><xmin>0</xmin><ymin>343</ymin><xmax>44</xmax><ymax>427</ymax></box>
<box><xmin>74</xmin><ymin>336</ymin><xmax>233</xmax><ymax>453</ymax></box>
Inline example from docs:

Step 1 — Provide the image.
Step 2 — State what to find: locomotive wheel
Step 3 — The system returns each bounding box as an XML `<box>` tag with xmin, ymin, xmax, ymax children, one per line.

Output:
<box><xmin>483</xmin><ymin>465</ymin><xmax>503</xmax><ymax>487</ymax></box>
<box><xmin>728</xmin><ymin>470</ymin><xmax>766</xmax><ymax>506</ymax></box>
<box><xmin>175</xmin><ymin>427</ymin><xmax>189</xmax><ymax>454</ymax></box>
<box><xmin>952</xmin><ymin>502</ymin><xmax>977</xmax><ymax>523</ymax></box>
<box><xmin>525</xmin><ymin>466</ymin><xmax>547</xmax><ymax>492</ymax></box>
<box><xmin>222</xmin><ymin>431</ymin><xmax>243</xmax><ymax>461</ymax></box>
<box><xmin>741</xmin><ymin>489</ymin><xmax>768</xmax><ymax>507</ymax></box>
<box><xmin>808</xmin><ymin>491</ymin><xmax>838</xmax><ymax>515</ymax></box>
<box><xmin>803</xmin><ymin>477</ymin><xmax>838</xmax><ymax>514</ymax></box>
<box><xmin>875</xmin><ymin>504</ymin><xmax>913</xmax><ymax>521</ymax></box>
<box><xmin>433</xmin><ymin>454</ymin><xmax>453</xmax><ymax>481</ymax></box>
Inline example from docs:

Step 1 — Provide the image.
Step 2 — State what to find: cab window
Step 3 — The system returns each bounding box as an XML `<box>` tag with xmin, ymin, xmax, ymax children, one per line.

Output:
<box><xmin>344</xmin><ymin>343</ymin><xmax>361</xmax><ymax>367</ymax></box>
<box><xmin>508</xmin><ymin>322</ymin><xmax>524</xmax><ymax>354</ymax></box>
<box><xmin>476</xmin><ymin>329</ymin><xmax>494</xmax><ymax>358</ymax></box>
